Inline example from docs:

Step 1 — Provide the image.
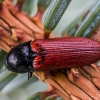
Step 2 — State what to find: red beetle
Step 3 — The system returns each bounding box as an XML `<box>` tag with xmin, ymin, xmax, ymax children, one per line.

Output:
<box><xmin>5</xmin><ymin>37</ymin><xmax>100</xmax><ymax>78</ymax></box>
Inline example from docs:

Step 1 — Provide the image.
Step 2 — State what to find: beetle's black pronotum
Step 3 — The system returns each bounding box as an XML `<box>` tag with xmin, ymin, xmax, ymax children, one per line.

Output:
<box><xmin>5</xmin><ymin>37</ymin><xmax>100</xmax><ymax>79</ymax></box>
<box><xmin>5</xmin><ymin>41</ymin><xmax>38</xmax><ymax>79</ymax></box>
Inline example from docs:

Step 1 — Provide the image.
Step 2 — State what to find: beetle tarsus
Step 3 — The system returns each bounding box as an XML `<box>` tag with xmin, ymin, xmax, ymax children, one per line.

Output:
<box><xmin>28</xmin><ymin>72</ymin><xmax>33</xmax><ymax>80</ymax></box>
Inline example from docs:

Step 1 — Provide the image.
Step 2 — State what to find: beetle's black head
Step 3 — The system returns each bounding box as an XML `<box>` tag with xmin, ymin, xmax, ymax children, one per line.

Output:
<box><xmin>5</xmin><ymin>41</ymin><xmax>38</xmax><ymax>79</ymax></box>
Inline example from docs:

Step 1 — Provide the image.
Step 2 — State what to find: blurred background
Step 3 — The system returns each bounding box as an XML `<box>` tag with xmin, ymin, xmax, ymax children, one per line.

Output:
<box><xmin>0</xmin><ymin>0</ymin><xmax>98</xmax><ymax>100</ymax></box>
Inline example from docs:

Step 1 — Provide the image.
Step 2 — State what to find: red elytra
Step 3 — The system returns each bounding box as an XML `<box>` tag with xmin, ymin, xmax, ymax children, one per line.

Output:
<box><xmin>31</xmin><ymin>37</ymin><xmax>100</xmax><ymax>70</ymax></box>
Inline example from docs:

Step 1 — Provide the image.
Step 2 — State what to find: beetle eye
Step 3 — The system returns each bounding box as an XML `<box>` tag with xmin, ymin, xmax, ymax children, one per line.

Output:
<box><xmin>5</xmin><ymin>41</ymin><xmax>38</xmax><ymax>74</ymax></box>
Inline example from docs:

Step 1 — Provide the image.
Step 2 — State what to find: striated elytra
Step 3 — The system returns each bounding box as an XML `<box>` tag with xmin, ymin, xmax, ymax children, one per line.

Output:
<box><xmin>5</xmin><ymin>37</ymin><xmax>100</xmax><ymax>79</ymax></box>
